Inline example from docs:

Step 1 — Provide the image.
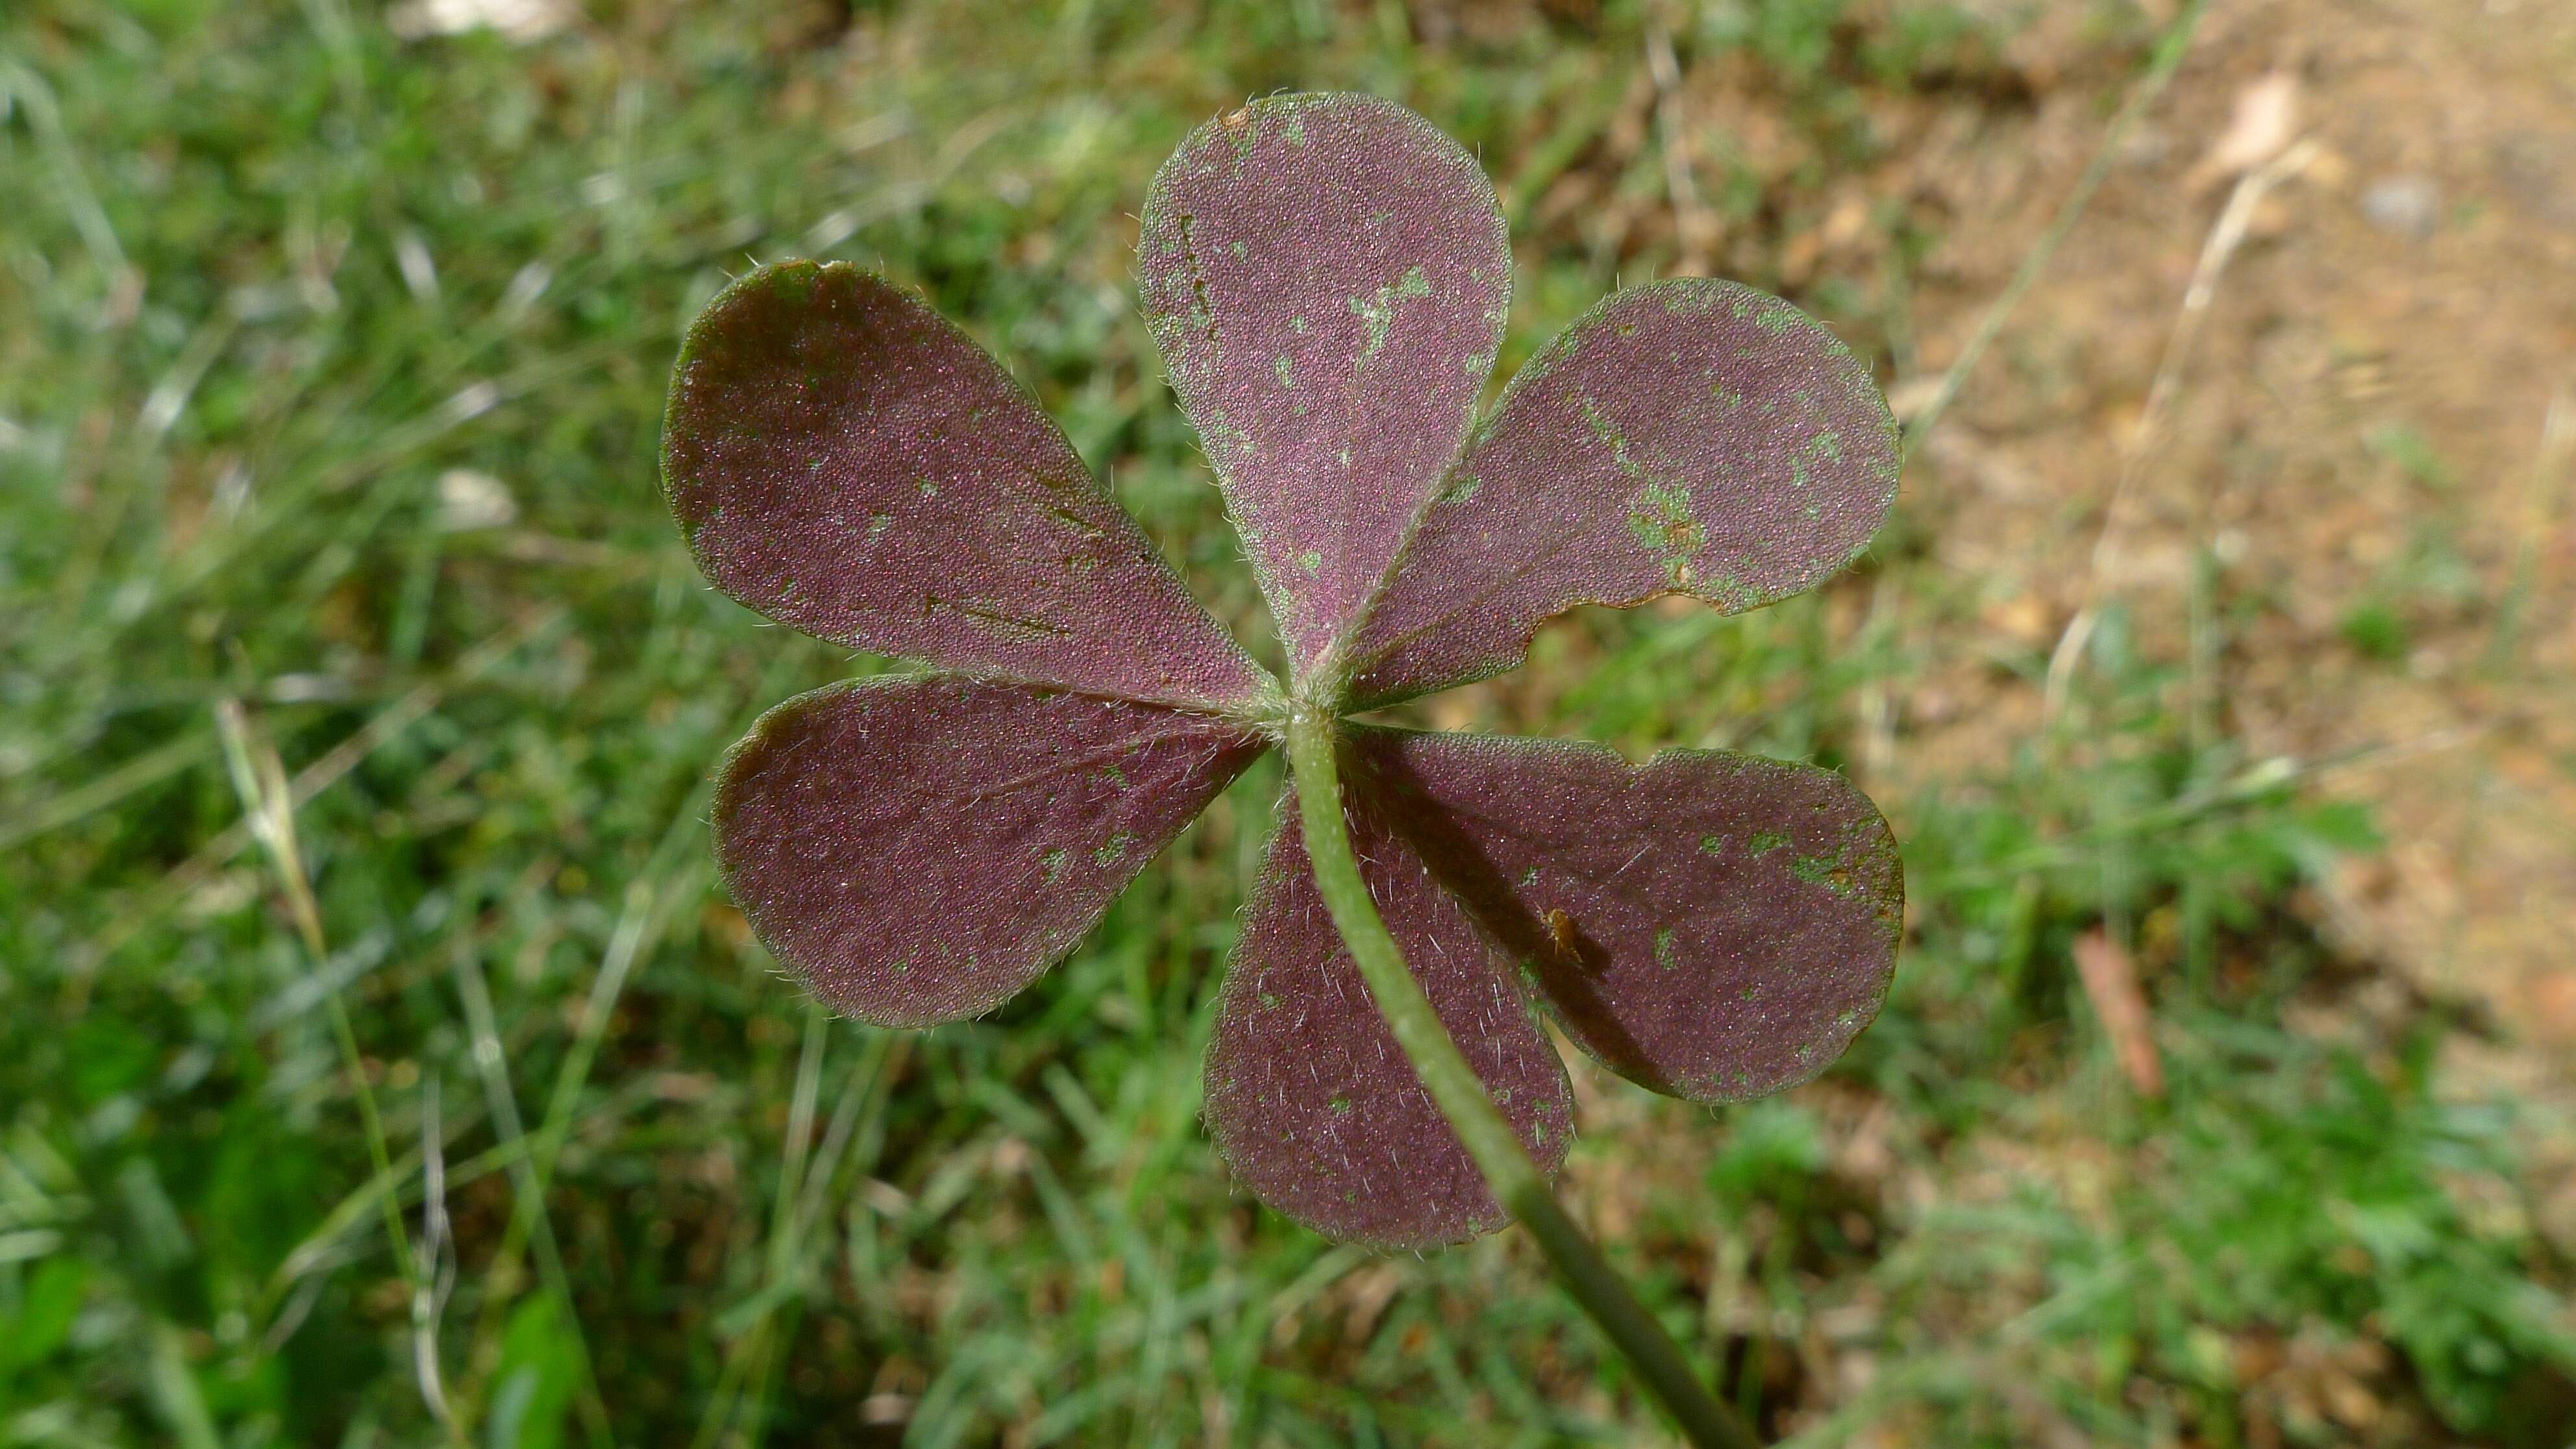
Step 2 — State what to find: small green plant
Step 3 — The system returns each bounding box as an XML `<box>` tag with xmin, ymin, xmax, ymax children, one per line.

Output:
<box><xmin>660</xmin><ymin>93</ymin><xmax>1905</xmax><ymax>1443</ymax></box>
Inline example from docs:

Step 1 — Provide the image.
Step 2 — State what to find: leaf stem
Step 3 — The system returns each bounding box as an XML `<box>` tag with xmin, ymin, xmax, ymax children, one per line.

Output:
<box><xmin>1283</xmin><ymin>709</ymin><xmax>1759</xmax><ymax>1449</ymax></box>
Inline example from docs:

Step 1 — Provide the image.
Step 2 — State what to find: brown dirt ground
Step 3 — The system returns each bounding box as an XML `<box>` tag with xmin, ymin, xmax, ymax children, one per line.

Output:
<box><xmin>1904</xmin><ymin>0</ymin><xmax>2576</xmax><ymax>1029</ymax></box>
<box><xmin>1876</xmin><ymin>0</ymin><xmax>2576</xmax><ymax>1229</ymax></box>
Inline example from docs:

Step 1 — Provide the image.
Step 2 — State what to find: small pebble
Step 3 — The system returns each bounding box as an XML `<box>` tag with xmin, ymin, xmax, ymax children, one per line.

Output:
<box><xmin>2362</xmin><ymin>174</ymin><xmax>2442</xmax><ymax>239</ymax></box>
<box><xmin>437</xmin><ymin>468</ymin><xmax>520</xmax><ymax>532</ymax></box>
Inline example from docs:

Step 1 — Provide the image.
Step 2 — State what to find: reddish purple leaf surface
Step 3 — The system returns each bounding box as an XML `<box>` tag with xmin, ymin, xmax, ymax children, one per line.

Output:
<box><xmin>1204</xmin><ymin>788</ymin><xmax>1572</xmax><ymax>1250</ymax></box>
<box><xmin>1345</xmin><ymin>279</ymin><xmax>1900</xmax><ymax>707</ymax></box>
<box><xmin>1137</xmin><ymin>93</ymin><xmax>1510</xmax><ymax>678</ymax></box>
<box><xmin>713</xmin><ymin>675</ymin><xmax>1264</xmax><ymax>1028</ymax></box>
<box><xmin>664</xmin><ymin>262</ymin><xmax>1272</xmax><ymax>712</ymax></box>
<box><xmin>1351</xmin><ymin>727</ymin><xmax>1901</xmax><ymax>1103</ymax></box>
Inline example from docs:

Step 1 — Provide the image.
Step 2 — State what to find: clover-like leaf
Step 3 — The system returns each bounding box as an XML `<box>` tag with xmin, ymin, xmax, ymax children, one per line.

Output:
<box><xmin>713</xmin><ymin>676</ymin><xmax>1263</xmax><ymax>1026</ymax></box>
<box><xmin>1350</xmin><ymin>728</ymin><xmax>1901</xmax><ymax>1103</ymax></box>
<box><xmin>665</xmin><ymin>262</ymin><xmax>1271</xmax><ymax>712</ymax></box>
<box><xmin>1139</xmin><ymin>93</ymin><xmax>1511</xmax><ymax>676</ymax></box>
<box><xmin>663</xmin><ymin>92</ymin><xmax>1907</xmax><ymax>1260</ymax></box>
<box><xmin>1204</xmin><ymin>784</ymin><xmax>1573</xmax><ymax>1250</ymax></box>
<box><xmin>1345</xmin><ymin>279</ymin><xmax>1900</xmax><ymax>708</ymax></box>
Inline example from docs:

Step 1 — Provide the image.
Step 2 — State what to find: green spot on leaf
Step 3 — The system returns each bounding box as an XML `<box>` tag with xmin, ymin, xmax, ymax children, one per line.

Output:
<box><xmin>1349</xmin><ymin>266</ymin><xmax>1432</xmax><ymax>366</ymax></box>
<box><xmin>1201</xmin><ymin>414</ymin><xmax>1256</xmax><ymax>465</ymax></box>
<box><xmin>1750</xmin><ymin>831</ymin><xmax>1790</xmax><ymax>855</ymax></box>
<box><xmin>1626</xmin><ymin>480</ymin><xmax>1703</xmax><ymax>586</ymax></box>
<box><xmin>1790</xmin><ymin>850</ymin><xmax>1859</xmax><ymax>898</ymax></box>
<box><xmin>1093</xmin><ymin>832</ymin><xmax>1135</xmax><ymax>867</ymax></box>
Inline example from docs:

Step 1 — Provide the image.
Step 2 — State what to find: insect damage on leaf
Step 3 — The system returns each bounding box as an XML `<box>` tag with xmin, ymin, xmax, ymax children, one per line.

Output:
<box><xmin>1624</xmin><ymin>479</ymin><xmax>1705</xmax><ymax>586</ymax></box>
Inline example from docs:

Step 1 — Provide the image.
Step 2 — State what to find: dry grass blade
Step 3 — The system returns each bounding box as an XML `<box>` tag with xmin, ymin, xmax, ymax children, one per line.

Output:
<box><xmin>2486</xmin><ymin>386</ymin><xmax>2573</xmax><ymax>668</ymax></box>
<box><xmin>413</xmin><ymin>1074</ymin><xmax>460</xmax><ymax>1437</ymax></box>
<box><xmin>212</xmin><ymin>700</ymin><xmax>415</xmax><ymax>1272</ymax></box>
<box><xmin>74</xmin><ymin>606</ymin><xmax>567</xmax><ymax>978</ymax></box>
<box><xmin>1899</xmin><ymin>0</ymin><xmax>2210</xmax><ymax>450</ymax></box>
<box><xmin>2073</xmin><ymin>930</ymin><xmax>2166</xmax><ymax>1098</ymax></box>
<box><xmin>213</xmin><ymin>699</ymin><xmax>462</xmax><ymax>1446</ymax></box>
<box><xmin>1644</xmin><ymin>19</ymin><xmax>1716</xmax><ymax>274</ymax></box>
<box><xmin>2185</xmin><ymin>70</ymin><xmax>2300</xmax><ymax>193</ymax></box>
<box><xmin>2043</xmin><ymin>138</ymin><xmax>2323</xmax><ymax>724</ymax></box>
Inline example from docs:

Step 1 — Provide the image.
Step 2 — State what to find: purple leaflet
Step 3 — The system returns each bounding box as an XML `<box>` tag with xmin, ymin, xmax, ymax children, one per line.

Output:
<box><xmin>1137</xmin><ymin>93</ymin><xmax>1511</xmax><ymax>679</ymax></box>
<box><xmin>1352</xmin><ymin>727</ymin><xmax>1901</xmax><ymax>1104</ymax></box>
<box><xmin>664</xmin><ymin>261</ymin><xmax>1271</xmax><ymax>712</ymax></box>
<box><xmin>713</xmin><ymin>675</ymin><xmax>1264</xmax><ymax>1028</ymax></box>
<box><xmin>1204</xmin><ymin>785</ymin><xmax>1572</xmax><ymax>1250</ymax></box>
<box><xmin>1344</xmin><ymin>279</ymin><xmax>1900</xmax><ymax>708</ymax></box>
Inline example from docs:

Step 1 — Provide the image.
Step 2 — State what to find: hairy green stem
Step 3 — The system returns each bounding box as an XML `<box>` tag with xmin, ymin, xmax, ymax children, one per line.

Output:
<box><xmin>1283</xmin><ymin>710</ymin><xmax>1759</xmax><ymax>1449</ymax></box>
